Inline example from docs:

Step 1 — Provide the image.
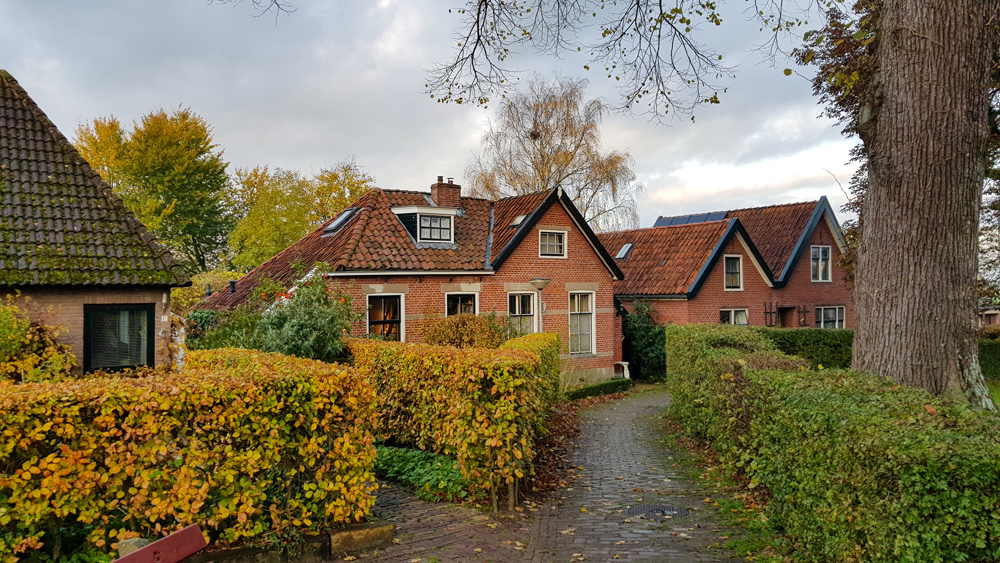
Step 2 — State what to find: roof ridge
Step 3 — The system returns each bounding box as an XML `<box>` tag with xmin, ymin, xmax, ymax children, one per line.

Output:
<box><xmin>601</xmin><ymin>220</ymin><xmax>731</xmax><ymax>236</ymax></box>
<box><xmin>495</xmin><ymin>188</ymin><xmax>553</xmax><ymax>203</ymax></box>
<box><xmin>657</xmin><ymin>199</ymin><xmax>821</xmax><ymax>221</ymax></box>
<box><xmin>382</xmin><ymin>187</ymin><xmax>494</xmax><ymax>203</ymax></box>
<box><xmin>334</xmin><ymin>191</ymin><xmax>378</xmax><ymax>270</ymax></box>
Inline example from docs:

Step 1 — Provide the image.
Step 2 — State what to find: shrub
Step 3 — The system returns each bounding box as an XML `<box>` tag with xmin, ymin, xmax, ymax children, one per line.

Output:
<box><xmin>979</xmin><ymin>324</ymin><xmax>1000</xmax><ymax>340</ymax></box>
<box><xmin>0</xmin><ymin>349</ymin><xmax>377</xmax><ymax>561</ymax></box>
<box><xmin>0</xmin><ymin>301</ymin><xmax>76</xmax><ymax>383</ymax></box>
<box><xmin>422</xmin><ymin>313</ymin><xmax>511</xmax><ymax>349</ymax></box>
<box><xmin>188</xmin><ymin>275</ymin><xmax>361</xmax><ymax>363</ymax></box>
<box><xmin>755</xmin><ymin>327</ymin><xmax>854</xmax><ymax>368</ymax></box>
<box><xmin>348</xmin><ymin>332</ymin><xmax>561</xmax><ymax>508</ymax></box>
<box><xmin>664</xmin><ymin>323</ymin><xmax>1000</xmax><ymax>563</ymax></box>
<box><xmin>374</xmin><ymin>446</ymin><xmax>467</xmax><ymax>502</ymax></box>
<box><xmin>565</xmin><ymin>377</ymin><xmax>634</xmax><ymax>400</ymax></box>
<box><xmin>980</xmin><ymin>340</ymin><xmax>1000</xmax><ymax>380</ymax></box>
<box><xmin>622</xmin><ymin>302</ymin><xmax>666</xmax><ymax>380</ymax></box>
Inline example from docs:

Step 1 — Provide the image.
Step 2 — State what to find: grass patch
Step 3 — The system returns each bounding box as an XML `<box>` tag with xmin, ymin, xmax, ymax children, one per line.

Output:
<box><xmin>988</xmin><ymin>379</ymin><xmax>1000</xmax><ymax>404</ymax></box>
<box><xmin>374</xmin><ymin>446</ymin><xmax>467</xmax><ymax>502</ymax></box>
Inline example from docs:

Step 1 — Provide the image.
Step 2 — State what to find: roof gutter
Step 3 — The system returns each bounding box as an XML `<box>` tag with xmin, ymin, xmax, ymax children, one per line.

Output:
<box><xmin>325</xmin><ymin>270</ymin><xmax>495</xmax><ymax>277</ymax></box>
<box><xmin>615</xmin><ymin>294</ymin><xmax>689</xmax><ymax>300</ymax></box>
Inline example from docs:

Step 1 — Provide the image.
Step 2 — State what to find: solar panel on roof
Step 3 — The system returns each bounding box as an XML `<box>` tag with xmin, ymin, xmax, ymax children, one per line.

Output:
<box><xmin>654</xmin><ymin>211</ymin><xmax>728</xmax><ymax>227</ymax></box>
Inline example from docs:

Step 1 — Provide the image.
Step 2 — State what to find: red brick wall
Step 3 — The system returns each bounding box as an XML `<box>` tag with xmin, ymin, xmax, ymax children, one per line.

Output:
<box><xmin>326</xmin><ymin>201</ymin><xmax>621</xmax><ymax>386</ymax></box>
<box><xmin>619</xmin><ymin>221</ymin><xmax>854</xmax><ymax>329</ymax></box>
<box><xmin>4</xmin><ymin>286</ymin><xmax>174</xmax><ymax>372</ymax></box>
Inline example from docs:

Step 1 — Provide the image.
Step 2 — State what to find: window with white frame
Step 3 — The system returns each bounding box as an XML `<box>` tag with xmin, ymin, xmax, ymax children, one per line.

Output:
<box><xmin>719</xmin><ymin>309</ymin><xmax>749</xmax><ymax>326</ymax></box>
<box><xmin>508</xmin><ymin>293</ymin><xmax>535</xmax><ymax>335</ymax></box>
<box><xmin>815</xmin><ymin>306</ymin><xmax>845</xmax><ymax>329</ymax></box>
<box><xmin>539</xmin><ymin>231</ymin><xmax>566</xmax><ymax>257</ymax></box>
<box><xmin>569</xmin><ymin>292</ymin><xmax>594</xmax><ymax>354</ymax></box>
<box><xmin>724</xmin><ymin>255</ymin><xmax>742</xmax><ymax>290</ymax></box>
<box><xmin>811</xmin><ymin>245</ymin><xmax>832</xmax><ymax>282</ymax></box>
<box><xmin>419</xmin><ymin>214</ymin><xmax>452</xmax><ymax>242</ymax></box>
<box><xmin>446</xmin><ymin>293</ymin><xmax>477</xmax><ymax>316</ymax></box>
<box><xmin>368</xmin><ymin>295</ymin><xmax>402</xmax><ymax>341</ymax></box>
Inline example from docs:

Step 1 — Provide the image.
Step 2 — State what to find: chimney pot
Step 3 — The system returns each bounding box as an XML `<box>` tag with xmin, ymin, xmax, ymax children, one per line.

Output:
<box><xmin>229</xmin><ymin>280</ymin><xmax>236</xmax><ymax>294</ymax></box>
<box><xmin>205</xmin><ymin>284</ymin><xmax>213</xmax><ymax>296</ymax></box>
<box><xmin>437</xmin><ymin>175</ymin><xmax>444</xmax><ymax>183</ymax></box>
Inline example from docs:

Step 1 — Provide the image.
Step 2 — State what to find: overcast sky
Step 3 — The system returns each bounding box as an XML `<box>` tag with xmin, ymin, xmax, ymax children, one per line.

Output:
<box><xmin>0</xmin><ymin>0</ymin><xmax>858</xmax><ymax>228</ymax></box>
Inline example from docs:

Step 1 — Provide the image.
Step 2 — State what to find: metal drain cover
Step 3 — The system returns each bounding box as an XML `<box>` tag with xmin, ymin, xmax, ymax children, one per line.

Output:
<box><xmin>624</xmin><ymin>503</ymin><xmax>689</xmax><ymax>520</ymax></box>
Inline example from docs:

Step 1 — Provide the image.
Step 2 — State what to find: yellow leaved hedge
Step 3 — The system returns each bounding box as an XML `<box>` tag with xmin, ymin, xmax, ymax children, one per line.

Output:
<box><xmin>348</xmin><ymin>333</ymin><xmax>561</xmax><ymax>509</ymax></box>
<box><xmin>0</xmin><ymin>349</ymin><xmax>377</xmax><ymax>561</ymax></box>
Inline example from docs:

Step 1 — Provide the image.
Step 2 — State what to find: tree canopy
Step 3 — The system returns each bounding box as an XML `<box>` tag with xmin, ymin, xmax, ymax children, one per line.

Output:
<box><xmin>227</xmin><ymin>166</ymin><xmax>313</xmax><ymax>270</ymax></box>
<box><xmin>467</xmin><ymin>77</ymin><xmax>642</xmax><ymax>231</ymax></box>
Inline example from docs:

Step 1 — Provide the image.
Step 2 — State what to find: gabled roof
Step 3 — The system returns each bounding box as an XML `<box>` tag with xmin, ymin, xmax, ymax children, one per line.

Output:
<box><xmin>199</xmin><ymin>185</ymin><xmax>622</xmax><ymax>311</ymax></box>
<box><xmin>0</xmin><ymin>70</ymin><xmax>188</xmax><ymax>287</ymax></box>
<box><xmin>654</xmin><ymin>196</ymin><xmax>845</xmax><ymax>282</ymax></box>
<box><xmin>598</xmin><ymin>218</ymin><xmax>773</xmax><ymax>298</ymax></box>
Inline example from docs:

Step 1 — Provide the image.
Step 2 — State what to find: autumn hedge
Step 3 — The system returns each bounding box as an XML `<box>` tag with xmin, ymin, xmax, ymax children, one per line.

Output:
<box><xmin>348</xmin><ymin>332</ymin><xmax>561</xmax><ymax>508</ymax></box>
<box><xmin>665</xmin><ymin>324</ymin><xmax>1000</xmax><ymax>562</ymax></box>
<box><xmin>0</xmin><ymin>349</ymin><xmax>377</xmax><ymax>561</ymax></box>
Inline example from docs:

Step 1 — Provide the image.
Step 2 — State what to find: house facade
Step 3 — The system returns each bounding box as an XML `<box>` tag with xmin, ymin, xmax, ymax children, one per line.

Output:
<box><xmin>0</xmin><ymin>70</ymin><xmax>190</xmax><ymax>371</ymax></box>
<box><xmin>598</xmin><ymin>197</ymin><xmax>854</xmax><ymax>329</ymax></box>
<box><xmin>201</xmin><ymin>179</ymin><xmax>624</xmax><ymax>385</ymax></box>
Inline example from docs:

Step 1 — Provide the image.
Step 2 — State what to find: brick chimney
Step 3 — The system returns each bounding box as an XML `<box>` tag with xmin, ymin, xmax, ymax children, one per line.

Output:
<box><xmin>430</xmin><ymin>175</ymin><xmax>462</xmax><ymax>208</ymax></box>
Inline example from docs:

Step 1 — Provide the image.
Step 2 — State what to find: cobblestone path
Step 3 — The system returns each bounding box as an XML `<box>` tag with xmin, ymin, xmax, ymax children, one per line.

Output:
<box><xmin>359</xmin><ymin>386</ymin><xmax>740</xmax><ymax>562</ymax></box>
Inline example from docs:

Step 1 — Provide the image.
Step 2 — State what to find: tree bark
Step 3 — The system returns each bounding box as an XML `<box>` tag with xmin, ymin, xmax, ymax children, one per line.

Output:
<box><xmin>855</xmin><ymin>0</ymin><xmax>999</xmax><ymax>410</ymax></box>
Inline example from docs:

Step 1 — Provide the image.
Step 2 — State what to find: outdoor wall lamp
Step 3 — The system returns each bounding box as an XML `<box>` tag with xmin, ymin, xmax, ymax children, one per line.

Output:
<box><xmin>529</xmin><ymin>278</ymin><xmax>551</xmax><ymax>331</ymax></box>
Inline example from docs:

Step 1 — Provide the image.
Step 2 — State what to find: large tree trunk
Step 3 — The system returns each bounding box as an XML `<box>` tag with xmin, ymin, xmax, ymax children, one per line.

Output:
<box><xmin>855</xmin><ymin>0</ymin><xmax>998</xmax><ymax>410</ymax></box>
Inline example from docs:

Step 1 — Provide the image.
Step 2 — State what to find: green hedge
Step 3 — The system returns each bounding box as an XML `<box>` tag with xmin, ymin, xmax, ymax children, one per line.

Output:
<box><xmin>348</xmin><ymin>333</ymin><xmax>562</xmax><ymax>507</ymax></box>
<box><xmin>622</xmin><ymin>302</ymin><xmax>666</xmax><ymax>380</ymax></box>
<box><xmin>565</xmin><ymin>377</ymin><xmax>634</xmax><ymax>400</ymax></box>
<box><xmin>754</xmin><ymin>327</ymin><xmax>854</xmax><ymax>369</ymax></box>
<box><xmin>980</xmin><ymin>340</ymin><xmax>1000</xmax><ymax>380</ymax></box>
<box><xmin>665</xmin><ymin>324</ymin><xmax>1000</xmax><ymax>562</ymax></box>
<box><xmin>375</xmin><ymin>446</ymin><xmax>467</xmax><ymax>502</ymax></box>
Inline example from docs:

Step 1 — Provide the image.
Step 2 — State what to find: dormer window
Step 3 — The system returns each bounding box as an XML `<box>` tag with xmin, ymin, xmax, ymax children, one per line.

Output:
<box><xmin>420</xmin><ymin>214</ymin><xmax>452</xmax><ymax>242</ymax></box>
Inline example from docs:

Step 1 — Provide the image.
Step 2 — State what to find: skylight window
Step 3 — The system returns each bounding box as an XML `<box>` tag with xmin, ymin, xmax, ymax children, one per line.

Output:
<box><xmin>323</xmin><ymin>207</ymin><xmax>357</xmax><ymax>236</ymax></box>
<box><xmin>510</xmin><ymin>215</ymin><xmax>527</xmax><ymax>228</ymax></box>
<box><xmin>615</xmin><ymin>243</ymin><xmax>633</xmax><ymax>260</ymax></box>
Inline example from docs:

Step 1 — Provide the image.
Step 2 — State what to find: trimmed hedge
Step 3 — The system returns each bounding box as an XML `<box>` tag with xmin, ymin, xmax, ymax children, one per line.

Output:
<box><xmin>665</xmin><ymin>324</ymin><xmax>1000</xmax><ymax>563</ymax></box>
<box><xmin>348</xmin><ymin>333</ymin><xmax>562</xmax><ymax>507</ymax></box>
<box><xmin>754</xmin><ymin>327</ymin><xmax>854</xmax><ymax>369</ymax></box>
<box><xmin>980</xmin><ymin>339</ymin><xmax>1000</xmax><ymax>380</ymax></box>
<box><xmin>0</xmin><ymin>349</ymin><xmax>377</xmax><ymax>561</ymax></box>
<box><xmin>565</xmin><ymin>377</ymin><xmax>634</xmax><ymax>400</ymax></box>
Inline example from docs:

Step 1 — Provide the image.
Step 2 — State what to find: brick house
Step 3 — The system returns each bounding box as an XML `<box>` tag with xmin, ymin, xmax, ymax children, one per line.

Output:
<box><xmin>201</xmin><ymin>179</ymin><xmax>625</xmax><ymax>385</ymax></box>
<box><xmin>0</xmin><ymin>70</ymin><xmax>190</xmax><ymax>371</ymax></box>
<box><xmin>598</xmin><ymin>197</ymin><xmax>853</xmax><ymax>328</ymax></box>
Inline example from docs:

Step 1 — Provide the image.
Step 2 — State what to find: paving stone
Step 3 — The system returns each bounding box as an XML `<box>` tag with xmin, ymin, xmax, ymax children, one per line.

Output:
<box><xmin>361</xmin><ymin>387</ymin><xmax>740</xmax><ymax>562</ymax></box>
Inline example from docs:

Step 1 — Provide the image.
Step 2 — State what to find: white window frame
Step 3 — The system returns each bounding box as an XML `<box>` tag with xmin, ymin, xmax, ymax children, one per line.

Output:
<box><xmin>417</xmin><ymin>213</ymin><xmax>454</xmax><ymax>244</ymax></box>
<box><xmin>444</xmin><ymin>292</ymin><xmax>479</xmax><ymax>316</ymax></box>
<box><xmin>366</xmin><ymin>293</ymin><xmax>406</xmax><ymax>342</ymax></box>
<box><xmin>539</xmin><ymin>230</ymin><xmax>568</xmax><ymax>258</ymax></box>
<box><xmin>723</xmin><ymin>254</ymin><xmax>743</xmax><ymax>291</ymax></box>
<box><xmin>568</xmin><ymin>291</ymin><xmax>596</xmax><ymax>355</ymax></box>
<box><xmin>719</xmin><ymin>308</ymin><xmax>750</xmax><ymax>326</ymax></box>
<box><xmin>811</xmin><ymin>245</ymin><xmax>832</xmax><ymax>282</ymax></box>
<box><xmin>815</xmin><ymin>306</ymin><xmax>845</xmax><ymax>329</ymax></box>
<box><xmin>507</xmin><ymin>292</ymin><xmax>537</xmax><ymax>334</ymax></box>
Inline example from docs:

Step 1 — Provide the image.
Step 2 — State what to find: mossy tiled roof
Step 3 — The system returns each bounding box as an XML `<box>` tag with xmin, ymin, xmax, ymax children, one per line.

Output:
<box><xmin>0</xmin><ymin>70</ymin><xmax>188</xmax><ymax>287</ymax></box>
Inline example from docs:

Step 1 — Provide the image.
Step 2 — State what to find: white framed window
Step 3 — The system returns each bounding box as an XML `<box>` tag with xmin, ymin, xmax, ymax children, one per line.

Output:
<box><xmin>724</xmin><ymin>255</ymin><xmax>743</xmax><ymax>290</ymax></box>
<box><xmin>815</xmin><ymin>306</ymin><xmax>845</xmax><ymax>329</ymax></box>
<box><xmin>507</xmin><ymin>293</ymin><xmax>535</xmax><ymax>335</ymax></box>
<box><xmin>367</xmin><ymin>294</ymin><xmax>404</xmax><ymax>341</ymax></box>
<box><xmin>445</xmin><ymin>293</ymin><xmax>477</xmax><ymax>316</ymax></box>
<box><xmin>569</xmin><ymin>292</ymin><xmax>595</xmax><ymax>354</ymax></box>
<box><xmin>811</xmin><ymin>245</ymin><xmax>832</xmax><ymax>282</ymax></box>
<box><xmin>539</xmin><ymin>230</ymin><xmax>567</xmax><ymax>258</ymax></box>
<box><xmin>419</xmin><ymin>214</ymin><xmax>453</xmax><ymax>243</ymax></box>
<box><xmin>719</xmin><ymin>309</ymin><xmax>749</xmax><ymax>326</ymax></box>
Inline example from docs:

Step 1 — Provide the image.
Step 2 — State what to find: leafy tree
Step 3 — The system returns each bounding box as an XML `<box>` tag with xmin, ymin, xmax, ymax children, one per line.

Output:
<box><xmin>170</xmin><ymin>269</ymin><xmax>244</xmax><ymax>316</ymax></box>
<box><xmin>309</xmin><ymin>158</ymin><xmax>376</xmax><ymax>226</ymax></box>
<box><xmin>467</xmin><ymin>77</ymin><xmax>642</xmax><ymax>231</ymax></box>
<box><xmin>228</xmin><ymin>166</ymin><xmax>313</xmax><ymax>270</ymax></box>
<box><xmin>75</xmin><ymin>108</ymin><xmax>234</xmax><ymax>273</ymax></box>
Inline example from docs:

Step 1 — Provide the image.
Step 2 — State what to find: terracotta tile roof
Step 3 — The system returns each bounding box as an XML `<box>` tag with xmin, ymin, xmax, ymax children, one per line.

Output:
<box><xmin>491</xmin><ymin>190</ymin><xmax>551</xmax><ymax>258</ymax></box>
<box><xmin>598</xmin><ymin>221</ymin><xmax>731</xmax><ymax>296</ymax></box>
<box><xmin>199</xmin><ymin>188</ymin><xmax>560</xmax><ymax>311</ymax></box>
<box><xmin>0</xmin><ymin>70</ymin><xmax>188</xmax><ymax>287</ymax></box>
<box><xmin>655</xmin><ymin>200</ymin><xmax>819</xmax><ymax>279</ymax></box>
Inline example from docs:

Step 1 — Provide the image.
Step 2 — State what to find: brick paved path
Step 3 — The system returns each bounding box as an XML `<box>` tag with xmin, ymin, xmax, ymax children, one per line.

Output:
<box><xmin>359</xmin><ymin>386</ymin><xmax>740</xmax><ymax>562</ymax></box>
